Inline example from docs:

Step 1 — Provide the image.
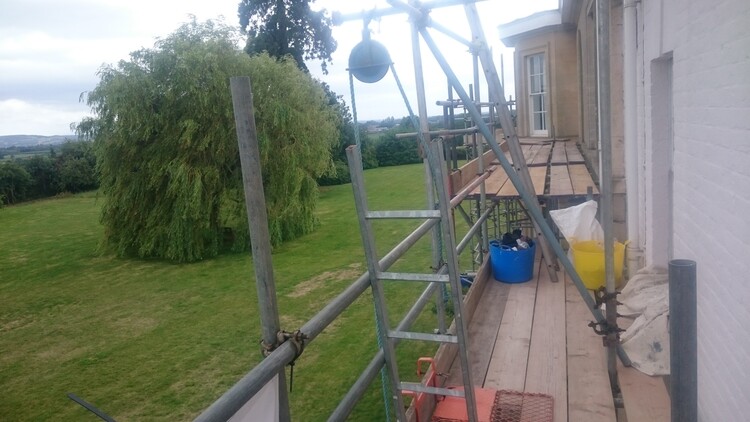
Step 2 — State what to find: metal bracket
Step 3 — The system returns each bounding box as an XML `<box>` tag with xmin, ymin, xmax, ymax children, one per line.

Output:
<box><xmin>260</xmin><ymin>329</ymin><xmax>308</xmax><ymax>361</ymax></box>
<box><xmin>260</xmin><ymin>330</ymin><xmax>308</xmax><ymax>393</ymax></box>
<box><xmin>593</xmin><ymin>286</ymin><xmax>622</xmax><ymax>309</ymax></box>
<box><xmin>588</xmin><ymin>320</ymin><xmax>625</xmax><ymax>342</ymax></box>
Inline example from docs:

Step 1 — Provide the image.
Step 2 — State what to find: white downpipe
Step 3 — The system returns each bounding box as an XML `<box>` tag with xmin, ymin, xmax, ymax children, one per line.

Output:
<box><xmin>624</xmin><ymin>0</ymin><xmax>642</xmax><ymax>276</ymax></box>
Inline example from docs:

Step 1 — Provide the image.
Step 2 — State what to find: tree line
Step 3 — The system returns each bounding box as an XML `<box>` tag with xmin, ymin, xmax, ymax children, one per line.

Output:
<box><xmin>0</xmin><ymin>140</ymin><xmax>97</xmax><ymax>205</ymax></box>
<box><xmin>318</xmin><ymin>117</ymin><xmax>422</xmax><ymax>186</ymax></box>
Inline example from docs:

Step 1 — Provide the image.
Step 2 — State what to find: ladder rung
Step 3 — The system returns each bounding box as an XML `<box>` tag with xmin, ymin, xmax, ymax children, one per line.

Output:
<box><xmin>388</xmin><ymin>330</ymin><xmax>458</xmax><ymax>343</ymax></box>
<box><xmin>366</xmin><ymin>210</ymin><xmax>441</xmax><ymax>219</ymax></box>
<box><xmin>400</xmin><ymin>382</ymin><xmax>465</xmax><ymax>397</ymax></box>
<box><xmin>378</xmin><ymin>272</ymin><xmax>450</xmax><ymax>283</ymax></box>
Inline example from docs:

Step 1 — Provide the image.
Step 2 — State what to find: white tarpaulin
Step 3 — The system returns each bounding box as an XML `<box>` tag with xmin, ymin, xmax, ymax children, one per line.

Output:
<box><xmin>228</xmin><ymin>374</ymin><xmax>279</xmax><ymax>422</ymax></box>
<box><xmin>619</xmin><ymin>266</ymin><xmax>670</xmax><ymax>376</ymax></box>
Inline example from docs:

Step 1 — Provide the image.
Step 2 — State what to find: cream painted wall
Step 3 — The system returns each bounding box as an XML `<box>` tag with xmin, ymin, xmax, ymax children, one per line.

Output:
<box><xmin>512</xmin><ymin>28</ymin><xmax>579</xmax><ymax>138</ymax></box>
<box><xmin>575</xmin><ymin>0</ymin><xmax>627</xmax><ymax>240</ymax></box>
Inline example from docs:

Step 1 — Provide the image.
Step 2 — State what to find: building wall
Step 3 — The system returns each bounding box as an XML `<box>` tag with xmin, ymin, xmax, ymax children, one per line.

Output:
<box><xmin>512</xmin><ymin>29</ymin><xmax>580</xmax><ymax>138</ymax></box>
<box><xmin>577</xmin><ymin>2</ymin><xmax>599</xmax><ymax>152</ymax></box>
<box><xmin>638</xmin><ymin>0</ymin><xmax>750</xmax><ymax>419</ymax></box>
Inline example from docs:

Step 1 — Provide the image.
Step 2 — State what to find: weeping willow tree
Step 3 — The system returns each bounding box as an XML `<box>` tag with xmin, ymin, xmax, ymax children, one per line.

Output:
<box><xmin>76</xmin><ymin>19</ymin><xmax>338</xmax><ymax>262</ymax></box>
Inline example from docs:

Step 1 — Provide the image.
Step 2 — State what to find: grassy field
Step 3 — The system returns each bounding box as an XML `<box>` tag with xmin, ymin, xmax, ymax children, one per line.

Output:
<box><xmin>0</xmin><ymin>163</ymin><xmax>478</xmax><ymax>421</ymax></box>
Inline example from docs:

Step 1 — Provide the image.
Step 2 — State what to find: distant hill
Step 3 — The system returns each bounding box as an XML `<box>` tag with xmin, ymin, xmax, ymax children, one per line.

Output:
<box><xmin>0</xmin><ymin>135</ymin><xmax>73</xmax><ymax>148</ymax></box>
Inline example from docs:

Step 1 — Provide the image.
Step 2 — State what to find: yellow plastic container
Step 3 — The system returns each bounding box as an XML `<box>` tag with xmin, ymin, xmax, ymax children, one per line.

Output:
<box><xmin>571</xmin><ymin>240</ymin><xmax>626</xmax><ymax>290</ymax></box>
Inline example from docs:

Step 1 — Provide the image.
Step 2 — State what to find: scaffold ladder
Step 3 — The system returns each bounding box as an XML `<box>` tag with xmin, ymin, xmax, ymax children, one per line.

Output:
<box><xmin>346</xmin><ymin>140</ymin><xmax>479</xmax><ymax>422</ymax></box>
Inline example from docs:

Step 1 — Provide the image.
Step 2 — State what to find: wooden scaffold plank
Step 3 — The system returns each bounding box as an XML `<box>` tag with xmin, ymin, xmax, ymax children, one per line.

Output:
<box><xmin>496</xmin><ymin>166</ymin><xmax>546</xmax><ymax>198</ymax></box>
<box><xmin>565</xmin><ymin>274</ymin><xmax>617</xmax><ymax>422</ymax></box>
<box><xmin>549</xmin><ymin>164</ymin><xmax>574</xmax><ymax>196</ymax></box>
<box><xmin>569</xmin><ymin>164</ymin><xmax>599</xmax><ymax>196</ymax></box>
<box><xmin>524</xmin><ymin>144</ymin><xmax>541</xmax><ymax>164</ymax></box>
<box><xmin>483</xmin><ymin>270</ymin><xmax>539</xmax><ymax>392</ymax></box>
<box><xmin>619</xmin><ymin>364</ymin><xmax>671</xmax><ymax>422</ymax></box>
<box><xmin>524</xmin><ymin>267</ymin><xmax>567</xmax><ymax>422</ymax></box>
<box><xmin>446</xmin><ymin>279</ymin><xmax>510</xmax><ymax>385</ymax></box>
<box><xmin>565</xmin><ymin>142</ymin><xmax>586</xmax><ymax>164</ymax></box>
<box><xmin>550</xmin><ymin>142</ymin><xmax>568</xmax><ymax>165</ymax></box>
<box><xmin>471</xmin><ymin>165</ymin><xmax>509</xmax><ymax>196</ymax></box>
<box><xmin>530</xmin><ymin>144</ymin><xmax>552</xmax><ymax>166</ymax></box>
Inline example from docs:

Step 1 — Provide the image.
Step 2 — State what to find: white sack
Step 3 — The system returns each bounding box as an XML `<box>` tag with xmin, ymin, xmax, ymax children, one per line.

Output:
<box><xmin>549</xmin><ymin>200</ymin><xmax>603</xmax><ymax>244</ymax></box>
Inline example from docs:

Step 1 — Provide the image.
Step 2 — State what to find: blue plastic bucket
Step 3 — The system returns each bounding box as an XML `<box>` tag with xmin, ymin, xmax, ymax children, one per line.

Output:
<box><xmin>489</xmin><ymin>240</ymin><xmax>536</xmax><ymax>283</ymax></box>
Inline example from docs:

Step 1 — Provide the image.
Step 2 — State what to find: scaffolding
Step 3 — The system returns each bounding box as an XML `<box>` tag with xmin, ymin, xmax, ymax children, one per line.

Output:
<box><xmin>194</xmin><ymin>1</ymin><xmax>628</xmax><ymax>421</ymax></box>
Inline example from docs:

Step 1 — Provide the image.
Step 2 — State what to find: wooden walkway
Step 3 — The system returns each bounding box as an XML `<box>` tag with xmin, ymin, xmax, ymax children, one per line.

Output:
<box><xmin>452</xmin><ymin>140</ymin><xmax>599</xmax><ymax>200</ymax></box>
<box><xmin>410</xmin><ymin>139</ymin><xmax>670</xmax><ymax>422</ymax></box>
<box><xmin>430</xmin><ymin>258</ymin><xmax>672</xmax><ymax>422</ymax></box>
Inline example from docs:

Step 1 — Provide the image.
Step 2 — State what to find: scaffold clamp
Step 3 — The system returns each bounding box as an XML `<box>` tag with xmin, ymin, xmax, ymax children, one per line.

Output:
<box><xmin>593</xmin><ymin>286</ymin><xmax>622</xmax><ymax>309</ymax></box>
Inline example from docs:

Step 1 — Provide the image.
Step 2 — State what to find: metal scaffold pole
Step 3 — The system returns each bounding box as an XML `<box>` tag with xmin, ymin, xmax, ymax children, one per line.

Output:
<box><xmin>461</xmin><ymin>3</ymin><xmax>560</xmax><ymax>283</ymax></box>
<box><xmin>472</xmin><ymin>49</ymin><xmax>490</xmax><ymax>260</ymax></box>
<box><xmin>413</xmin><ymin>15</ymin><xmax>631</xmax><ymax>365</ymax></box>
<box><xmin>407</xmin><ymin>12</ymin><xmax>448</xmax><ymax>336</ymax></box>
<box><xmin>596</xmin><ymin>0</ymin><xmax>621</xmax><ymax>387</ymax></box>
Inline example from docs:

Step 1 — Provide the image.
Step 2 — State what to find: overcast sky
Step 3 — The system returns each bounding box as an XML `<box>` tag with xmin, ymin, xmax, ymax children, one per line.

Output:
<box><xmin>0</xmin><ymin>0</ymin><xmax>557</xmax><ymax>136</ymax></box>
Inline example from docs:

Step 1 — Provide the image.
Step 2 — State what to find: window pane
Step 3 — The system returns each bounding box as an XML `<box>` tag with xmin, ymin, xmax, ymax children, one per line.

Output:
<box><xmin>530</xmin><ymin>75</ymin><xmax>540</xmax><ymax>94</ymax></box>
<box><xmin>527</xmin><ymin>53</ymin><xmax>547</xmax><ymax>134</ymax></box>
<box><xmin>532</xmin><ymin>94</ymin><xmax>543</xmax><ymax>112</ymax></box>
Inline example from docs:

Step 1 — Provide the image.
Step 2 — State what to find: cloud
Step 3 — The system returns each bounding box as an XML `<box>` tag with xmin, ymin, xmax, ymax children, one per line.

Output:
<box><xmin>0</xmin><ymin>0</ymin><xmax>553</xmax><ymax>135</ymax></box>
<box><xmin>0</xmin><ymin>99</ymin><xmax>88</xmax><ymax>136</ymax></box>
<box><xmin>0</xmin><ymin>0</ymin><xmax>238</xmax><ymax>135</ymax></box>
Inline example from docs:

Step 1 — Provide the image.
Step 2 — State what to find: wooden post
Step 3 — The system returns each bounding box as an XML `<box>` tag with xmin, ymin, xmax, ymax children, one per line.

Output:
<box><xmin>230</xmin><ymin>76</ymin><xmax>290</xmax><ymax>421</ymax></box>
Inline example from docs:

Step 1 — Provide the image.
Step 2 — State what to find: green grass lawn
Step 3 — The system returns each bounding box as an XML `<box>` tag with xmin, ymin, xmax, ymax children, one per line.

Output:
<box><xmin>0</xmin><ymin>163</ymin><xmax>477</xmax><ymax>421</ymax></box>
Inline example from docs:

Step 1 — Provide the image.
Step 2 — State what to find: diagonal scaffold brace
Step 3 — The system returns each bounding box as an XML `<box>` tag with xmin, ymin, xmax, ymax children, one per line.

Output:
<box><xmin>382</xmin><ymin>0</ymin><xmax>631</xmax><ymax>365</ymax></box>
<box><xmin>461</xmin><ymin>3</ymin><xmax>560</xmax><ymax>283</ymax></box>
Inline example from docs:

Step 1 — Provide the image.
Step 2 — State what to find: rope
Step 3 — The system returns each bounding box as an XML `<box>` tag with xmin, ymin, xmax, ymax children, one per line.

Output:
<box><xmin>389</xmin><ymin>63</ymin><xmax>440</xmax><ymax>174</ymax></box>
<box><xmin>349</xmin><ymin>72</ymin><xmax>363</xmax><ymax>151</ymax></box>
<box><xmin>389</xmin><ymin>62</ymin><xmax>445</xmax><ymax>245</ymax></box>
<box><xmin>373</xmin><ymin>306</ymin><xmax>393</xmax><ymax>421</ymax></box>
<box><xmin>390</xmin><ymin>62</ymin><xmax>451</xmax><ymax>314</ymax></box>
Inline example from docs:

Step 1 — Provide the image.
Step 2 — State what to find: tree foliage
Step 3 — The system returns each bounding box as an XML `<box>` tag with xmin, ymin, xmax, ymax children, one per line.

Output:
<box><xmin>371</xmin><ymin>119</ymin><xmax>422</xmax><ymax>168</ymax></box>
<box><xmin>0</xmin><ymin>161</ymin><xmax>32</xmax><ymax>205</ymax></box>
<box><xmin>23</xmin><ymin>155</ymin><xmax>60</xmax><ymax>198</ymax></box>
<box><xmin>76</xmin><ymin>19</ymin><xmax>338</xmax><ymax>262</ymax></box>
<box><xmin>374</xmin><ymin>133</ymin><xmax>421</xmax><ymax>167</ymax></box>
<box><xmin>239</xmin><ymin>0</ymin><xmax>336</xmax><ymax>73</ymax></box>
<box><xmin>316</xmin><ymin>82</ymin><xmax>377</xmax><ymax>186</ymax></box>
<box><xmin>56</xmin><ymin>141</ymin><xmax>97</xmax><ymax>193</ymax></box>
<box><xmin>0</xmin><ymin>140</ymin><xmax>99</xmax><ymax>205</ymax></box>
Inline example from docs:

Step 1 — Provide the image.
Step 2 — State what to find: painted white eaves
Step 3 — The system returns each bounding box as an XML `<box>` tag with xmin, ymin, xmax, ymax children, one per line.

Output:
<box><xmin>497</xmin><ymin>0</ymin><xmax>581</xmax><ymax>47</ymax></box>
